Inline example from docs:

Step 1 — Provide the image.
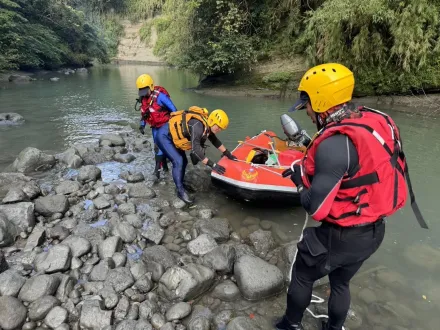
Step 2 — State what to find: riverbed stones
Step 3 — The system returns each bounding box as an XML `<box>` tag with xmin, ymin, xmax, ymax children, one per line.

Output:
<box><xmin>166</xmin><ymin>302</ymin><xmax>192</xmax><ymax>321</ymax></box>
<box><xmin>0</xmin><ymin>269</ymin><xmax>26</xmax><ymax>296</ymax></box>
<box><xmin>105</xmin><ymin>267</ymin><xmax>135</xmax><ymax>293</ymax></box>
<box><xmin>211</xmin><ymin>280</ymin><xmax>241</xmax><ymax>302</ymax></box>
<box><xmin>187</xmin><ymin>234</ymin><xmax>218</xmax><ymax>256</ymax></box>
<box><xmin>142</xmin><ymin>221</ymin><xmax>164</xmax><ymax>244</ymax></box>
<box><xmin>138</xmin><ymin>300</ymin><xmax>159</xmax><ymax>320</ymax></box>
<box><xmin>77</xmin><ymin>165</ymin><xmax>101</xmax><ymax>183</ymax></box>
<box><xmin>115</xmin><ymin>222</ymin><xmax>137</xmax><ymax>243</ymax></box>
<box><xmin>226</xmin><ymin>315</ymin><xmax>270</xmax><ymax>330</ymax></box>
<box><xmin>93</xmin><ymin>196</ymin><xmax>111</xmax><ymax>210</ymax></box>
<box><xmin>2</xmin><ymin>187</ymin><xmax>29</xmax><ymax>203</ymax></box>
<box><xmin>35</xmin><ymin>195</ymin><xmax>69</xmax><ymax>216</ymax></box>
<box><xmin>0</xmin><ymin>202</ymin><xmax>35</xmax><ymax>231</ymax></box>
<box><xmin>151</xmin><ymin>313</ymin><xmax>166</xmax><ymax>329</ymax></box>
<box><xmin>12</xmin><ymin>147</ymin><xmax>56</xmax><ymax>173</ymax></box>
<box><xmin>99</xmin><ymin>236</ymin><xmax>122</xmax><ymax>259</ymax></box>
<box><xmin>128</xmin><ymin>183</ymin><xmax>156</xmax><ymax>198</ymax></box>
<box><xmin>61</xmin><ymin>235</ymin><xmax>91</xmax><ymax>257</ymax></box>
<box><xmin>44</xmin><ymin>306</ymin><xmax>68</xmax><ymax>328</ymax></box>
<box><xmin>404</xmin><ymin>243</ymin><xmax>440</xmax><ymax>271</ymax></box>
<box><xmin>56</xmin><ymin>148</ymin><xmax>83</xmax><ymax>169</ymax></box>
<box><xmin>0</xmin><ymin>211</ymin><xmax>17</xmax><ymax>247</ymax></box>
<box><xmin>99</xmin><ymin>134</ymin><xmax>126</xmax><ymax>147</ymax></box>
<box><xmin>234</xmin><ymin>255</ymin><xmax>284</xmax><ymax>300</ymax></box>
<box><xmin>114</xmin><ymin>153</ymin><xmax>136</xmax><ymax>163</ymax></box>
<box><xmin>34</xmin><ymin>244</ymin><xmax>72</xmax><ymax>273</ymax></box>
<box><xmin>90</xmin><ymin>258</ymin><xmax>115</xmax><ymax>281</ymax></box>
<box><xmin>249</xmin><ymin>229</ymin><xmax>275</xmax><ymax>257</ymax></box>
<box><xmin>201</xmin><ymin>245</ymin><xmax>236</xmax><ymax>274</ymax></box>
<box><xmin>80</xmin><ymin>299</ymin><xmax>112</xmax><ymax>329</ymax></box>
<box><xmin>159</xmin><ymin>211</ymin><xmax>176</xmax><ymax>227</ymax></box>
<box><xmin>0</xmin><ymin>296</ymin><xmax>27</xmax><ymax>330</ymax></box>
<box><xmin>0</xmin><ymin>112</ymin><xmax>24</xmax><ymax>124</ymax></box>
<box><xmin>19</xmin><ymin>275</ymin><xmax>61</xmax><ymax>302</ymax></box>
<box><xmin>0</xmin><ymin>173</ymin><xmax>40</xmax><ymax>199</ymax></box>
<box><xmin>143</xmin><ymin>245</ymin><xmax>176</xmax><ymax>269</ymax></box>
<box><xmin>28</xmin><ymin>296</ymin><xmax>61</xmax><ymax>321</ymax></box>
<box><xmin>194</xmin><ymin>218</ymin><xmax>231</xmax><ymax>242</ymax></box>
<box><xmin>55</xmin><ymin>180</ymin><xmax>81</xmax><ymax>195</ymax></box>
<box><xmin>158</xmin><ymin>263</ymin><xmax>215</xmax><ymax>301</ymax></box>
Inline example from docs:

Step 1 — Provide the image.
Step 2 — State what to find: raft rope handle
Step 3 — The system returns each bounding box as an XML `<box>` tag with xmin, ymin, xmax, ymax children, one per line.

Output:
<box><xmin>288</xmin><ymin>212</ymin><xmax>346</xmax><ymax>330</ymax></box>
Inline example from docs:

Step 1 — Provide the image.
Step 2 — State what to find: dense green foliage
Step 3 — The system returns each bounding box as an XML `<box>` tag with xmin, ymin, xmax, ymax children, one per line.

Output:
<box><xmin>125</xmin><ymin>0</ymin><xmax>440</xmax><ymax>95</ymax></box>
<box><xmin>0</xmin><ymin>0</ymin><xmax>123</xmax><ymax>70</ymax></box>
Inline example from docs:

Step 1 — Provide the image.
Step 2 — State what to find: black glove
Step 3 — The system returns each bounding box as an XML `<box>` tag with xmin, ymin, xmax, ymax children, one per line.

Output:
<box><xmin>139</xmin><ymin>126</ymin><xmax>145</xmax><ymax>135</ymax></box>
<box><xmin>207</xmin><ymin>159</ymin><xmax>226</xmax><ymax>175</ymax></box>
<box><xmin>282</xmin><ymin>164</ymin><xmax>303</xmax><ymax>186</ymax></box>
<box><xmin>223</xmin><ymin>149</ymin><xmax>237</xmax><ymax>161</ymax></box>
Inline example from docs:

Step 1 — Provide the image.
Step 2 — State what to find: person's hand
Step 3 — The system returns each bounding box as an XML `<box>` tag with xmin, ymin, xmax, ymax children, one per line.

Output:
<box><xmin>223</xmin><ymin>149</ymin><xmax>237</xmax><ymax>161</ymax></box>
<box><xmin>139</xmin><ymin>126</ymin><xmax>145</xmax><ymax>135</ymax></box>
<box><xmin>207</xmin><ymin>159</ymin><xmax>226</xmax><ymax>175</ymax></box>
<box><xmin>282</xmin><ymin>164</ymin><xmax>303</xmax><ymax>186</ymax></box>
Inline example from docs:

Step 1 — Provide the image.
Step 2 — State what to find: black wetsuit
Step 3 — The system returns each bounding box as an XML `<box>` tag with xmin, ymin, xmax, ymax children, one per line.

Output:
<box><xmin>285</xmin><ymin>134</ymin><xmax>385</xmax><ymax>330</ymax></box>
<box><xmin>187</xmin><ymin>118</ymin><xmax>222</xmax><ymax>163</ymax></box>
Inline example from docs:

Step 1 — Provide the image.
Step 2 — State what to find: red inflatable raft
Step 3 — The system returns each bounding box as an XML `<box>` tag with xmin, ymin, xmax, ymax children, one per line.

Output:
<box><xmin>211</xmin><ymin>130</ymin><xmax>305</xmax><ymax>202</ymax></box>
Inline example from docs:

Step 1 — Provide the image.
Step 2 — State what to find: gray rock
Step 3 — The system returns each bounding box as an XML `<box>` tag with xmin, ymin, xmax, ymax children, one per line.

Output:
<box><xmin>130</xmin><ymin>262</ymin><xmax>148</xmax><ymax>280</ymax></box>
<box><xmin>183</xmin><ymin>168</ymin><xmax>212</xmax><ymax>192</ymax></box>
<box><xmin>28</xmin><ymin>296</ymin><xmax>61</xmax><ymax>321</ymax></box>
<box><xmin>115</xmin><ymin>222</ymin><xmax>137</xmax><ymax>243</ymax></box>
<box><xmin>142</xmin><ymin>221</ymin><xmax>165</xmax><ymax>244</ymax></box>
<box><xmin>0</xmin><ymin>211</ymin><xmax>17</xmax><ymax>247</ymax></box>
<box><xmin>158</xmin><ymin>263</ymin><xmax>214</xmax><ymax>301</ymax></box>
<box><xmin>188</xmin><ymin>316</ymin><xmax>210</xmax><ymax>330</ymax></box>
<box><xmin>0</xmin><ymin>296</ymin><xmax>27</xmax><ymax>330</ymax></box>
<box><xmin>8</xmin><ymin>74</ymin><xmax>32</xmax><ymax>82</ymax></box>
<box><xmin>19</xmin><ymin>275</ymin><xmax>61</xmax><ymax>302</ymax></box>
<box><xmin>113</xmin><ymin>252</ymin><xmax>127</xmax><ymax>268</ymax></box>
<box><xmin>194</xmin><ymin>218</ymin><xmax>231</xmax><ymax>242</ymax></box>
<box><xmin>234</xmin><ymin>255</ymin><xmax>284</xmax><ymax>300</ymax></box>
<box><xmin>12</xmin><ymin>147</ymin><xmax>55</xmax><ymax>173</ymax></box>
<box><xmin>166</xmin><ymin>302</ymin><xmax>192</xmax><ymax>321</ymax></box>
<box><xmin>2</xmin><ymin>187</ymin><xmax>29</xmax><ymax>203</ymax></box>
<box><xmin>213</xmin><ymin>310</ymin><xmax>234</xmax><ymax>329</ymax></box>
<box><xmin>232</xmin><ymin>244</ymin><xmax>255</xmax><ymax>259</ymax></box>
<box><xmin>134</xmin><ymin>274</ymin><xmax>154</xmax><ymax>293</ymax></box>
<box><xmin>22</xmin><ymin>321</ymin><xmax>38</xmax><ymax>330</ymax></box>
<box><xmin>55</xmin><ymin>181</ymin><xmax>81</xmax><ymax>195</ymax></box>
<box><xmin>61</xmin><ymin>235</ymin><xmax>91</xmax><ymax>257</ymax></box>
<box><xmin>151</xmin><ymin>313</ymin><xmax>166</xmax><ymax>329</ymax></box>
<box><xmin>0</xmin><ymin>269</ymin><xmax>26</xmax><ymax>296</ymax></box>
<box><xmin>105</xmin><ymin>267</ymin><xmax>135</xmax><ymax>293</ymax></box>
<box><xmin>55</xmin><ymin>275</ymin><xmax>74</xmax><ymax>303</ymax></box>
<box><xmin>211</xmin><ymin>280</ymin><xmax>241</xmax><ymax>301</ymax></box>
<box><xmin>0</xmin><ymin>202</ymin><xmax>35</xmax><ymax>232</ymax></box>
<box><xmin>116</xmin><ymin>320</ymin><xmax>153</xmax><ymax>330</ymax></box>
<box><xmin>115</xmin><ymin>296</ymin><xmax>130</xmax><ymax>320</ymax></box>
<box><xmin>248</xmin><ymin>229</ymin><xmax>275</xmax><ymax>257</ymax></box>
<box><xmin>104</xmin><ymin>183</ymin><xmax>121</xmax><ymax>195</ymax></box>
<box><xmin>56</xmin><ymin>148</ymin><xmax>83</xmax><ymax>169</ymax></box>
<box><xmin>159</xmin><ymin>212</ymin><xmax>176</xmax><ymax>228</ymax></box>
<box><xmin>128</xmin><ymin>183</ymin><xmax>156</xmax><ymax>198</ymax></box>
<box><xmin>126</xmin><ymin>172</ymin><xmax>145</xmax><ymax>183</ymax></box>
<box><xmin>80</xmin><ymin>300</ymin><xmax>112</xmax><ymax>329</ymax></box>
<box><xmin>34</xmin><ymin>245</ymin><xmax>72</xmax><ymax>273</ymax></box>
<box><xmin>145</xmin><ymin>261</ymin><xmax>165</xmax><ymax>282</ymax></box>
<box><xmin>0</xmin><ymin>112</ymin><xmax>24</xmax><ymax>123</ymax></box>
<box><xmin>93</xmin><ymin>196</ymin><xmax>111</xmax><ymax>210</ymax></box>
<box><xmin>77</xmin><ymin>165</ymin><xmax>102</xmax><ymax>183</ymax></box>
<box><xmin>44</xmin><ymin>306</ymin><xmax>68</xmax><ymax>328</ymax></box>
<box><xmin>47</xmin><ymin>225</ymin><xmax>70</xmax><ymax>241</ymax></box>
<box><xmin>75</xmin><ymin>208</ymin><xmax>99</xmax><ymax>223</ymax></box>
<box><xmin>125</xmin><ymin>214</ymin><xmax>143</xmax><ymax>229</ymax></box>
<box><xmin>99</xmin><ymin>286</ymin><xmax>119</xmax><ymax>309</ymax></box>
<box><xmin>187</xmin><ymin>234</ymin><xmax>218</xmax><ymax>256</ymax></box>
<box><xmin>99</xmin><ymin>134</ymin><xmax>126</xmax><ymax>147</ymax></box>
<box><xmin>24</xmin><ymin>225</ymin><xmax>46</xmax><ymax>251</ymax></box>
<box><xmin>35</xmin><ymin>195</ymin><xmax>69</xmax><ymax>217</ymax></box>
<box><xmin>114</xmin><ymin>153</ymin><xmax>136</xmax><ymax>163</ymax></box>
<box><xmin>226</xmin><ymin>315</ymin><xmax>270</xmax><ymax>330</ymax></box>
<box><xmin>283</xmin><ymin>242</ymin><xmax>298</xmax><ymax>265</ymax></box>
<box><xmin>198</xmin><ymin>209</ymin><xmax>213</xmax><ymax>220</ymax></box>
<box><xmin>201</xmin><ymin>245</ymin><xmax>236</xmax><ymax>274</ymax></box>
<box><xmin>99</xmin><ymin>236</ymin><xmax>122</xmax><ymax>259</ymax></box>
<box><xmin>0</xmin><ymin>173</ymin><xmax>40</xmax><ymax>200</ymax></box>
<box><xmin>172</xmin><ymin>198</ymin><xmax>186</xmax><ymax>209</ymax></box>
<box><xmin>117</xmin><ymin>203</ymin><xmax>136</xmax><ymax>215</ymax></box>
<box><xmin>90</xmin><ymin>259</ymin><xmax>115</xmax><ymax>281</ymax></box>
<box><xmin>404</xmin><ymin>243</ymin><xmax>440</xmax><ymax>271</ymax></box>
<box><xmin>259</xmin><ymin>220</ymin><xmax>273</xmax><ymax>230</ymax></box>
<box><xmin>55</xmin><ymin>324</ymin><xmax>70</xmax><ymax>330</ymax></box>
<box><xmin>161</xmin><ymin>323</ymin><xmax>175</xmax><ymax>330</ymax></box>
<box><xmin>143</xmin><ymin>245</ymin><xmax>177</xmax><ymax>269</ymax></box>
<box><xmin>139</xmin><ymin>300</ymin><xmax>159</xmax><ymax>320</ymax></box>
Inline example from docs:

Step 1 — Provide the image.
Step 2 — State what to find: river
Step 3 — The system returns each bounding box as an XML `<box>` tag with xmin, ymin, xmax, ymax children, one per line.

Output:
<box><xmin>1</xmin><ymin>64</ymin><xmax>440</xmax><ymax>329</ymax></box>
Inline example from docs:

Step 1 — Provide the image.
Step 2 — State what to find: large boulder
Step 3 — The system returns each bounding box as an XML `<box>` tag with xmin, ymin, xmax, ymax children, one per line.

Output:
<box><xmin>184</xmin><ymin>168</ymin><xmax>212</xmax><ymax>192</ymax></box>
<box><xmin>0</xmin><ymin>113</ymin><xmax>24</xmax><ymax>125</ymax></box>
<box><xmin>0</xmin><ymin>202</ymin><xmax>35</xmax><ymax>232</ymax></box>
<box><xmin>0</xmin><ymin>296</ymin><xmax>27</xmax><ymax>330</ymax></box>
<box><xmin>0</xmin><ymin>173</ymin><xmax>40</xmax><ymax>199</ymax></box>
<box><xmin>234</xmin><ymin>255</ymin><xmax>284</xmax><ymax>300</ymax></box>
<box><xmin>99</xmin><ymin>134</ymin><xmax>126</xmax><ymax>147</ymax></box>
<box><xmin>55</xmin><ymin>180</ymin><xmax>82</xmax><ymax>195</ymax></box>
<box><xmin>0</xmin><ymin>211</ymin><xmax>18</xmax><ymax>247</ymax></box>
<box><xmin>11</xmin><ymin>147</ymin><xmax>56</xmax><ymax>173</ymax></box>
<box><xmin>18</xmin><ymin>275</ymin><xmax>61</xmax><ymax>302</ymax></box>
<box><xmin>34</xmin><ymin>245</ymin><xmax>72</xmax><ymax>273</ymax></box>
<box><xmin>35</xmin><ymin>195</ymin><xmax>69</xmax><ymax>216</ymax></box>
<box><xmin>194</xmin><ymin>218</ymin><xmax>231</xmax><ymax>242</ymax></box>
<box><xmin>56</xmin><ymin>148</ymin><xmax>83</xmax><ymax>169</ymax></box>
<box><xmin>158</xmin><ymin>263</ymin><xmax>215</xmax><ymax>301</ymax></box>
<box><xmin>77</xmin><ymin>165</ymin><xmax>101</xmax><ymax>183</ymax></box>
<box><xmin>200</xmin><ymin>245</ymin><xmax>236</xmax><ymax>274</ymax></box>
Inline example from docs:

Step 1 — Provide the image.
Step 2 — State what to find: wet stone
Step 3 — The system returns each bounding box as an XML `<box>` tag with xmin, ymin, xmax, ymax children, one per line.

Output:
<box><xmin>24</xmin><ymin>225</ymin><xmax>46</xmax><ymax>251</ymax></box>
<box><xmin>118</xmin><ymin>203</ymin><xmax>136</xmax><ymax>215</ymax></box>
<box><xmin>2</xmin><ymin>187</ymin><xmax>29</xmax><ymax>203</ymax></box>
<box><xmin>19</xmin><ymin>275</ymin><xmax>61</xmax><ymax>302</ymax></box>
<box><xmin>142</xmin><ymin>221</ymin><xmax>165</xmax><ymax>244</ymax></box>
<box><xmin>35</xmin><ymin>195</ymin><xmax>69</xmax><ymax>217</ymax></box>
<box><xmin>211</xmin><ymin>280</ymin><xmax>241</xmax><ymax>302</ymax></box>
<box><xmin>125</xmin><ymin>214</ymin><xmax>143</xmax><ymax>228</ymax></box>
<box><xmin>172</xmin><ymin>198</ymin><xmax>186</xmax><ymax>209</ymax></box>
<box><xmin>259</xmin><ymin>220</ymin><xmax>273</xmax><ymax>230</ymax></box>
<box><xmin>61</xmin><ymin>235</ymin><xmax>91</xmax><ymax>257</ymax></box>
<box><xmin>151</xmin><ymin>313</ymin><xmax>166</xmax><ymax>329</ymax></box>
<box><xmin>198</xmin><ymin>209</ymin><xmax>213</xmax><ymax>220</ymax></box>
<box><xmin>0</xmin><ymin>296</ymin><xmax>27</xmax><ymax>330</ymax></box>
<box><xmin>139</xmin><ymin>300</ymin><xmax>159</xmax><ymax>320</ymax></box>
<box><xmin>115</xmin><ymin>222</ymin><xmax>137</xmax><ymax>243</ymax></box>
<box><xmin>75</xmin><ymin>208</ymin><xmax>99</xmax><ymax>223</ymax></box>
<box><xmin>28</xmin><ymin>296</ymin><xmax>61</xmax><ymax>321</ymax></box>
<box><xmin>188</xmin><ymin>316</ymin><xmax>210</xmax><ymax>330</ymax></box>
<box><xmin>200</xmin><ymin>245</ymin><xmax>236</xmax><ymax>274</ymax></box>
<box><xmin>187</xmin><ymin>234</ymin><xmax>218</xmax><ymax>256</ymax></box>
<box><xmin>44</xmin><ymin>306</ymin><xmax>68</xmax><ymax>329</ymax></box>
<box><xmin>128</xmin><ymin>183</ymin><xmax>156</xmax><ymax>199</ymax></box>
<box><xmin>99</xmin><ymin>236</ymin><xmax>122</xmax><ymax>259</ymax></box>
<box><xmin>47</xmin><ymin>225</ymin><xmax>69</xmax><ymax>240</ymax></box>
<box><xmin>93</xmin><ymin>196</ymin><xmax>111</xmax><ymax>210</ymax></box>
<box><xmin>80</xmin><ymin>299</ymin><xmax>112</xmax><ymax>329</ymax></box>
<box><xmin>126</xmin><ymin>172</ymin><xmax>145</xmax><ymax>183</ymax></box>
<box><xmin>0</xmin><ymin>269</ymin><xmax>26</xmax><ymax>296</ymax></box>
<box><xmin>166</xmin><ymin>302</ymin><xmax>192</xmax><ymax>321</ymax></box>
<box><xmin>90</xmin><ymin>258</ymin><xmax>115</xmax><ymax>281</ymax></box>
<box><xmin>143</xmin><ymin>245</ymin><xmax>177</xmax><ymax>269</ymax></box>
<box><xmin>159</xmin><ymin>212</ymin><xmax>176</xmax><ymax>228</ymax></box>
<box><xmin>55</xmin><ymin>181</ymin><xmax>81</xmax><ymax>195</ymax></box>
<box><xmin>194</xmin><ymin>218</ymin><xmax>231</xmax><ymax>243</ymax></box>
<box><xmin>113</xmin><ymin>252</ymin><xmax>127</xmax><ymax>268</ymax></box>
<box><xmin>34</xmin><ymin>245</ymin><xmax>72</xmax><ymax>273</ymax></box>
<box><xmin>160</xmin><ymin>323</ymin><xmax>175</xmax><ymax>330</ymax></box>
<box><xmin>77</xmin><ymin>165</ymin><xmax>102</xmax><ymax>183</ymax></box>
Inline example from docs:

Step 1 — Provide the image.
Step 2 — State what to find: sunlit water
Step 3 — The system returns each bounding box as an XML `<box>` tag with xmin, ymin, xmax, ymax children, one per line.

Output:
<box><xmin>1</xmin><ymin>64</ymin><xmax>440</xmax><ymax>329</ymax></box>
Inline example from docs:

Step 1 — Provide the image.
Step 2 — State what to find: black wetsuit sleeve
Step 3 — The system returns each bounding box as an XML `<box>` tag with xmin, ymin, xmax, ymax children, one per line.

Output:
<box><xmin>208</xmin><ymin>132</ymin><xmax>222</xmax><ymax>149</ymax></box>
<box><xmin>300</xmin><ymin>134</ymin><xmax>359</xmax><ymax>220</ymax></box>
<box><xmin>188</xmin><ymin>118</ymin><xmax>207</xmax><ymax>161</ymax></box>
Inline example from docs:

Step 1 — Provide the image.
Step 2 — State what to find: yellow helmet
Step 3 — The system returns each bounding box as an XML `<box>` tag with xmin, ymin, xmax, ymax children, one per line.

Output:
<box><xmin>290</xmin><ymin>63</ymin><xmax>355</xmax><ymax>113</ymax></box>
<box><xmin>208</xmin><ymin>109</ymin><xmax>229</xmax><ymax>130</ymax></box>
<box><xmin>136</xmin><ymin>74</ymin><xmax>154</xmax><ymax>94</ymax></box>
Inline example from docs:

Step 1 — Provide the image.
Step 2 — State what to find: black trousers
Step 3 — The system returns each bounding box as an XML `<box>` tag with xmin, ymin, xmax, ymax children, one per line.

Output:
<box><xmin>286</xmin><ymin>220</ymin><xmax>385</xmax><ymax>330</ymax></box>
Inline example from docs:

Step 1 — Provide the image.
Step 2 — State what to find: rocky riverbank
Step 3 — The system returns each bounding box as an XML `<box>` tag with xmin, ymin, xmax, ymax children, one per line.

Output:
<box><xmin>0</xmin><ymin>126</ymin><xmax>438</xmax><ymax>330</ymax></box>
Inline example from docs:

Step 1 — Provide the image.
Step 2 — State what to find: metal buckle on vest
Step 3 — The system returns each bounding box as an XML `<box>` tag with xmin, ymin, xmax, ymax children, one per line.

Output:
<box><xmin>356</xmin><ymin>205</ymin><xmax>362</xmax><ymax>216</ymax></box>
<box><xmin>353</xmin><ymin>194</ymin><xmax>360</xmax><ymax>204</ymax></box>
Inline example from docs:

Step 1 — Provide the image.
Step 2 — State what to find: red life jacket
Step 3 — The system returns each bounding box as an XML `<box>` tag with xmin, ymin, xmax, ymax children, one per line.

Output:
<box><xmin>141</xmin><ymin>86</ymin><xmax>172</xmax><ymax>128</ymax></box>
<box><xmin>301</xmin><ymin>107</ymin><xmax>427</xmax><ymax>228</ymax></box>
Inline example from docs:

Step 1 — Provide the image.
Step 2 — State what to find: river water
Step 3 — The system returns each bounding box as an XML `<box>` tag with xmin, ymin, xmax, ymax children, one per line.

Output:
<box><xmin>1</xmin><ymin>64</ymin><xmax>440</xmax><ymax>329</ymax></box>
